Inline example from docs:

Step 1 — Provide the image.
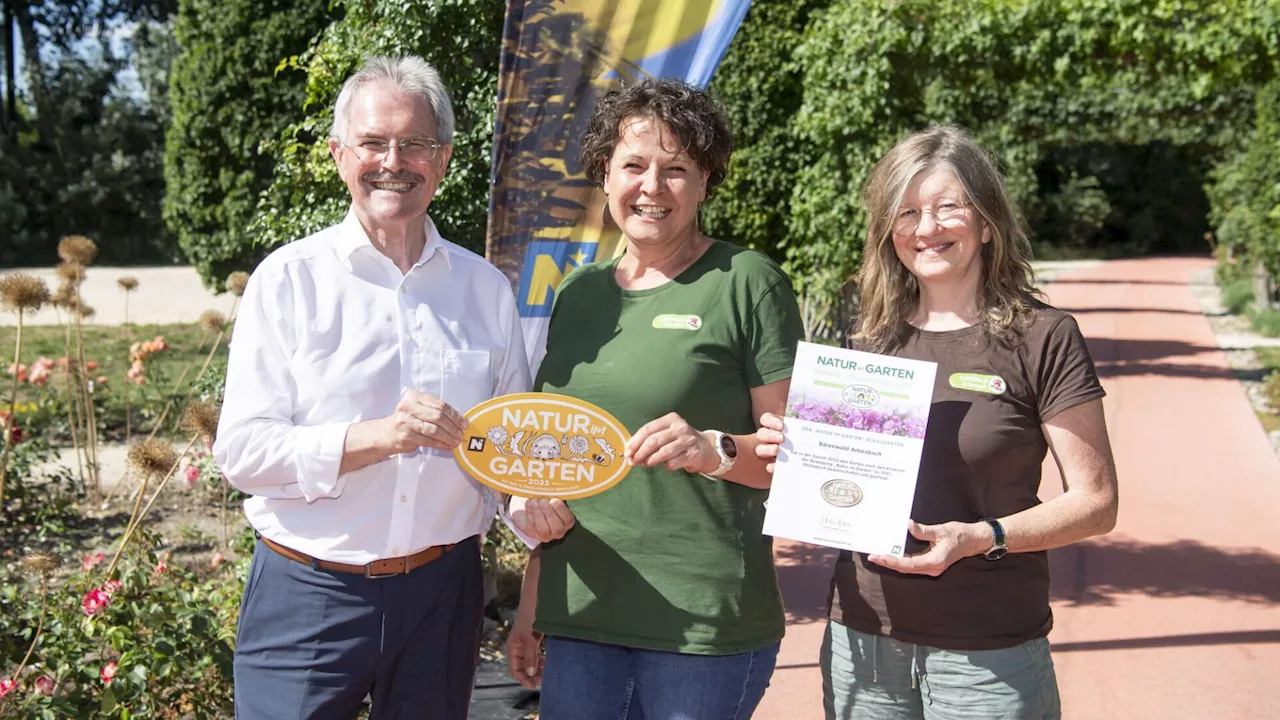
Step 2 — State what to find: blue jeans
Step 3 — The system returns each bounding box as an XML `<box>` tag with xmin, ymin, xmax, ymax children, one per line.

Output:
<box><xmin>823</xmin><ymin>621</ymin><xmax>1061</xmax><ymax>720</ymax></box>
<box><xmin>540</xmin><ymin>635</ymin><xmax>779</xmax><ymax>720</ymax></box>
<box><xmin>233</xmin><ymin>536</ymin><xmax>483</xmax><ymax>720</ymax></box>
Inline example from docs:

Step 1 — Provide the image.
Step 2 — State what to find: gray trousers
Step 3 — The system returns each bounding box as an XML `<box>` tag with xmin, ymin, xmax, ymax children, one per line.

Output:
<box><xmin>233</xmin><ymin>536</ymin><xmax>483</xmax><ymax>720</ymax></box>
<box><xmin>823</xmin><ymin>620</ymin><xmax>1062</xmax><ymax>720</ymax></box>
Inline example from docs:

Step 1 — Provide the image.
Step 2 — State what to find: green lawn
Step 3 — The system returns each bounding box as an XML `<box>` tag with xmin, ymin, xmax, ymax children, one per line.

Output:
<box><xmin>0</xmin><ymin>321</ymin><xmax>229</xmax><ymax>439</ymax></box>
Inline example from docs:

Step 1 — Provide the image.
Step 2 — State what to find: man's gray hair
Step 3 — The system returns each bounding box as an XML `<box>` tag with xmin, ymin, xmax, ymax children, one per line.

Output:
<box><xmin>331</xmin><ymin>55</ymin><xmax>456</xmax><ymax>144</ymax></box>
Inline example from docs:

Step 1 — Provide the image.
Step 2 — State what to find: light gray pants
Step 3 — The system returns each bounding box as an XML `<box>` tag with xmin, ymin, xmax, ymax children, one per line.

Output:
<box><xmin>822</xmin><ymin>620</ymin><xmax>1061</xmax><ymax>720</ymax></box>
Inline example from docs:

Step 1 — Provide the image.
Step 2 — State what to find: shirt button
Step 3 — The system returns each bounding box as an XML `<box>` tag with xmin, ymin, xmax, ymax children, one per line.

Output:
<box><xmin>398</xmin><ymin>286</ymin><xmax>407</xmax><ymax>294</ymax></box>
<box><xmin>400</xmin><ymin>496</ymin><xmax>407</xmax><ymax>504</ymax></box>
<box><xmin>392</xmin><ymin>547</ymin><xmax>401</xmax><ymax>555</ymax></box>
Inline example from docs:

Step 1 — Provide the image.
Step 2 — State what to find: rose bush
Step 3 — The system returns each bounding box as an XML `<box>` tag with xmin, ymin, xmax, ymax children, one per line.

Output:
<box><xmin>0</xmin><ymin>532</ymin><xmax>243</xmax><ymax>717</ymax></box>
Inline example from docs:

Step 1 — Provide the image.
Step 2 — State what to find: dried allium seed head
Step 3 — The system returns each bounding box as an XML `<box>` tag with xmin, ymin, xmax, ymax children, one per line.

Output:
<box><xmin>182</xmin><ymin>400</ymin><xmax>221</xmax><ymax>442</ymax></box>
<box><xmin>199</xmin><ymin>309</ymin><xmax>227</xmax><ymax>335</ymax></box>
<box><xmin>52</xmin><ymin>283</ymin><xmax>80</xmax><ymax>310</ymax></box>
<box><xmin>117</xmin><ymin>276</ymin><xmax>139</xmax><ymax>292</ymax></box>
<box><xmin>57</xmin><ymin>235</ymin><xmax>97</xmax><ymax>266</ymax></box>
<box><xmin>77</xmin><ymin>304</ymin><xmax>96</xmax><ymax>320</ymax></box>
<box><xmin>56</xmin><ymin>262</ymin><xmax>85</xmax><ymax>284</ymax></box>
<box><xmin>226</xmin><ymin>271</ymin><xmax>250</xmax><ymax>297</ymax></box>
<box><xmin>0</xmin><ymin>273</ymin><xmax>51</xmax><ymax>313</ymax></box>
<box><xmin>127</xmin><ymin>438</ymin><xmax>179</xmax><ymax>480</ymax></box>
<box><xmin>22</xmin><ymin>552</ymin><xmax>60</xmax><ymax>579</ymax></box>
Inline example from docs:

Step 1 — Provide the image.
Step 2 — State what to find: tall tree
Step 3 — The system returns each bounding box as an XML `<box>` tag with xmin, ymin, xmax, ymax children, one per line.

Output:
<box><xmin>163</xmin><ymin>0</ymin><xmax>334</xmax><ymax>287</ymax></box>
<box><xmin>0</xmin><ymin>0</ymin><xmax>180</xmax><ymax>266</ymax></box>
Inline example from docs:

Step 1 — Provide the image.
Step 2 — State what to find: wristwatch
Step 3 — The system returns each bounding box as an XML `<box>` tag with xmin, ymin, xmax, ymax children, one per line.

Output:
<box><xmin>704</xmin><ymin>430</ymin><xmax>738</xmax><ymax>477</ymax></box>
<box><xmin>981</xmin><ymin>517</ymin><xmax>1007</xmax><ymax>561</ymax></box>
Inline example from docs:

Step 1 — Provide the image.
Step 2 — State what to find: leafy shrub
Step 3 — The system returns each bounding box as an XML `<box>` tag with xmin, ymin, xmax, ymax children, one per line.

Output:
<box><xmin>0</xmin><ymin>534</ymin><xmax>241</xmax><ymax>717</ymax></box>
<box><xmin>1264</xmin><ymin>370</ymin><xmax>1280</xmax><ymax>414</ymax></box>
<box><xmin>1248</xmin><ymin>308</ymin><xmax>1280</xmax><ymax>338</ymax></box>
<box><xmin>1208</xmin><ymin>80</ymin><xmax>1280</xmax><ymax>286</ymax></box>
<box><xmin>1221</xmin><ymin>277</ymin><xmax>1256</xmax><ymax>316</ymax></box>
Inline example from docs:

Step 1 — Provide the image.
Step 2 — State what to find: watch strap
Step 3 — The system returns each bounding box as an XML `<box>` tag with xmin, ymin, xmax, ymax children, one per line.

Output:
<box><xmin>705</xmin><ymin>430</ymin><xmax>735</xmax><ymax>477</ymax></box>
<box><xmin>980</xmin><ymin>517</ymin><xmax>1007</xmax><ymax>560</ymax></box>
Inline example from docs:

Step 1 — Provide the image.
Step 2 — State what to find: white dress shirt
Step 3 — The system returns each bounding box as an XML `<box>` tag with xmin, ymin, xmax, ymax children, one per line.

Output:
<box><xmin>213</xmin><ymin>211</ymin><xmax>531</xmax><ymax>564</ymax></box>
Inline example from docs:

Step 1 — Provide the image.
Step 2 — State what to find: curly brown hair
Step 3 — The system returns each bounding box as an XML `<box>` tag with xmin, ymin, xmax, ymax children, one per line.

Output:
<box><xmin>579</xmin><ymin>78</ymin><xmax>733</xmax><ymax>194</ymax></box>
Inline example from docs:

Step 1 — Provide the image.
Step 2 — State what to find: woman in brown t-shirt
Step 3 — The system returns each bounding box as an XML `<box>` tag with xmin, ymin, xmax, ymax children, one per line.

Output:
<box><xmin>756</xmin><ymin>125</ymin><xmax>1119</xmax><ymax>719</ymax></box>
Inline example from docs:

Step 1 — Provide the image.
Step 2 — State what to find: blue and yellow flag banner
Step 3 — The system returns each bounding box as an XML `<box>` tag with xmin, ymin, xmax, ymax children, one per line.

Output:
<box><xmin>485</xmin><ymin>0</ymin><xmax>752</xmax><ymax>367</ymax></box>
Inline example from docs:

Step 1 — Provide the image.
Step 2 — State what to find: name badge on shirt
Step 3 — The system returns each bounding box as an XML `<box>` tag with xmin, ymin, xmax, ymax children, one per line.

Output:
<box><xmin>454</xmin><ymin>393</ymin><xmax>632</xmax><ymax>499</ymax></box>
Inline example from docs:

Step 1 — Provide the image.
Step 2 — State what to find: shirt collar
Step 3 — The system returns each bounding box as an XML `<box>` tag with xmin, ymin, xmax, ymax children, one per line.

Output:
<box><xmin>334</xmin><ymin>210</ymin><xmax>452</xmax><ymax>270</ymax></box>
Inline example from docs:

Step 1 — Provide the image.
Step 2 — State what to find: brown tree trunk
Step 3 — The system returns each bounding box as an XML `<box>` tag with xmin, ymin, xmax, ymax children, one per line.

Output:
<box><xmin>2</xmin><ymin>1</ymin><xmax>15</xmax><ymax>133</ymax></box>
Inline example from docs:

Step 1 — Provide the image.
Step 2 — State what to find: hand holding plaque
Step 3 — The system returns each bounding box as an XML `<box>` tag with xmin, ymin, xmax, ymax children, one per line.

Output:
<box><xmin>453</xmin><ymin>393</ymin><xmax>632</xmax><ymax>499</ymax></box>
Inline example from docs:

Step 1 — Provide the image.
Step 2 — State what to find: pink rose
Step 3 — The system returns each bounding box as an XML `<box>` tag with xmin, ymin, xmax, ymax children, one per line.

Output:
<box><xmin>0</xmin><ymin>678</ymin><xmax>16</xmax><ymax>697</ymax></box>
<box><xmin>82</xmin><ymin>552</ymin><xmax>105</xmax><ymax>571</ymax></box>
<box><xmin>100</xmin><ymin>662</ymin><xmax>118</xmax><ymax>685</ymax></box>
<box><xmin>35</xmin><ymin>675</ymin><xmax>54</xmax><ymax>696</ymax></box>
<box><xmin>102</xmin><ymin>579</ymin><xmax>123</xmax><ymax>595</ymax></box>
<box><xmin>210</xmin><ymin>552</ymin><xmax>224</xmax><ymax>569</ymax></box>
<box><xmin>153</xmin><ymin>556</ymin><xmax>168</xmax><ymax>575</ymax></box>
<box><xmin>126</xmin><ymin>359</ymin><xmax>146</xmax><ymax>386</ymax></box>
<box><xmin>186</xmin><ymin>465</ymin><xmax>201</xmax><ymax>483</ymax></box>
<box><xmin>81</xmin><ymin>588</ymin><xmax>111</xmax><ymax>616</ymax></box>
<box><xmin>86</xmin><ymin>361</ymin><xmax>99</xmax><ymax>372</ymax></box>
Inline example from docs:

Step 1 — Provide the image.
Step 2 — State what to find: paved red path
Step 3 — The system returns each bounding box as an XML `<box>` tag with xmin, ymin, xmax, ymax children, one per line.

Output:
<box><xmin>756</xmin><ymin>257</ymin><xmax>1280</xmax><ymax>720</ymax></box>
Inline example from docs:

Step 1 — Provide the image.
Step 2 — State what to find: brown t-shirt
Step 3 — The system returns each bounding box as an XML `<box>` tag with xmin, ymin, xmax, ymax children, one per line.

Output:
<box><xmin>829</xmin><ymin>304</ymin><xmax>1105</xmax><ymax>650</ymax></box>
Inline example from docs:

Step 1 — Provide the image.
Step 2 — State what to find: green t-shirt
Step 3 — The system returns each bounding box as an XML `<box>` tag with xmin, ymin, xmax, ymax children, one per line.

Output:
<box><xmin>533</xmin><ymin>240</ymin><xmax>804</xmax><ymax>654</ymax></box>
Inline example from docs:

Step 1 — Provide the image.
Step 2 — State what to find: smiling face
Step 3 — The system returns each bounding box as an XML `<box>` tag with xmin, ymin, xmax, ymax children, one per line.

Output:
<box><xmin>603</xmin><ymin>116</ymin><xmax>709</xmax><ymax>249</ymax></box>
<box><xmin>891</xmin><ymin>165</ymin><xmax>990</xmax><ymax>291</ymax></box>
<box><xmin>329</xmin><ymin>81</ymin><xmax>453</xmax><ymax>230</ymax></box>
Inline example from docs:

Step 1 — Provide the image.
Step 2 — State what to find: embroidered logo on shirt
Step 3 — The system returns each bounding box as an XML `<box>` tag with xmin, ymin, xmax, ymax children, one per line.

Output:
<box><xmin>652</xmin><ymin>314</ymin><xmax>702</xmax><ymax>331</ymax></box>
<box><xmin>949</xmin><ymin>372</ymin><xmax>1007</xmax><ymax>395</ymax></box>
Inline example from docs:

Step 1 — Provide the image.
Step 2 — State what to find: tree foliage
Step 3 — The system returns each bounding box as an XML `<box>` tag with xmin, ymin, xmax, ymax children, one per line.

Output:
<box><xmin>0</xmin><ymin>2</ymin><xmax>179</xmax><ymax>266</ymax></box>
<box><xmin>703</xmin><ymin>0</ymin><xmax>832</xmax><ymax>269</ymax></box>
<box><xmin>163</xmin><ymin>0</ymin><xmax>333</xmax><ymax>287</ymax></box>
<box><xmin>803</xmin><ymin>0</ymin><xmax>1274</xmax><ymax>293</ymax></box>
<box><xmin>176</xmin><ymin>0</ymin><xmax>1280</xmax><ymax>312</ymax></box>
<box><xmin>247</xmin><ymin>0</ymin><xmax>505</xmax><ymax>262</ymax></box>
<box><xmin>702</xmin><ymin>0</ymin><xmax>1279</xmax><ymax>310</ymax></box>
<box><xmin>1208</xmin><ymin>80</ymin><xmax>1280</xmax><ymax>279</ymax></box>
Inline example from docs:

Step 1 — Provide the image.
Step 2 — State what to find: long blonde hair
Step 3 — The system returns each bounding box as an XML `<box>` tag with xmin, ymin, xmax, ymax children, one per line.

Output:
<box><xmin>852</xmin><ymin>125</ymin><xmax>1038</xmax><ymax>352</ymax></box>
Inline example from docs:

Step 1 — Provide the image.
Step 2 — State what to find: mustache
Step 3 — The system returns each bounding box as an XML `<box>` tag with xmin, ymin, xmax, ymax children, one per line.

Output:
<box><xmin>363</xmin><ymin>172</ymin><xmax>423</xmax><ymax>183</ymax></box>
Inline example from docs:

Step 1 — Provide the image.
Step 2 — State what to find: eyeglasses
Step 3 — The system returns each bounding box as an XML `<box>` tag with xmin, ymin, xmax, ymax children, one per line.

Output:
<box><xmin>892</xmin><ymin>200</ymin><xmax>972</xmax><ymax>235</ymax></box>
<box><xmin>339</xmin><ymin>137</ymin><xmax>445</xmax><ymax>162</ymax></box>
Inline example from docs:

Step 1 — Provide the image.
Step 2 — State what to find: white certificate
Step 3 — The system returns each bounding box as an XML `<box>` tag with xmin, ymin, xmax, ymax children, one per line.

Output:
<box><xmin>763</xmin><ymin>341</ymin><xmax>938</xmax><ymax>556</ymax></box>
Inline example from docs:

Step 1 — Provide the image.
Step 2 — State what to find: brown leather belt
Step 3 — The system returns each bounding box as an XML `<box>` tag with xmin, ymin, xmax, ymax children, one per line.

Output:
<box><xmin>261</xmin><ymin>537</ymin><xmax>457</xmax><ymax>579</ymax></box>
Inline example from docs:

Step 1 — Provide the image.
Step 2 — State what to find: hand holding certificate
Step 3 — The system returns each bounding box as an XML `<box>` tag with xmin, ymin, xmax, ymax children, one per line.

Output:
<box><xmin>762</xmin><ymin>342</ymin><xmax>938</xmax><ymax>556</ymax></box>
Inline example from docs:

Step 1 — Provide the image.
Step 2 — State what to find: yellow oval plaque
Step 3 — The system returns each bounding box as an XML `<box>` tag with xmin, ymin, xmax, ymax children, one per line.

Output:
<box><xmin>454</xmin><ymin>392</ymin><xmax>632</xmax><ymax>499</ymax></box>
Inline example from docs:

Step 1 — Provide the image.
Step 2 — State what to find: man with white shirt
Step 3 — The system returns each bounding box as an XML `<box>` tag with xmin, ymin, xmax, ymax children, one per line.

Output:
<box><xmin>213</xmin><ymin>55</ymin><xmax>574</xmax><ymax>719</ymax></box>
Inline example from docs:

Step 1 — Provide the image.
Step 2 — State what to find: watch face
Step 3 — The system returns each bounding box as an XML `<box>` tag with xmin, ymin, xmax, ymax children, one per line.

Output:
<box><xmin>984</xmin><ymin>547</ymin><xmax>1008</xmax><ymax>561</ymax></box>
<box><xmin>719</xmin><ymin>433</ymin><xmax>738</xmax><ymax>459</ymax></box>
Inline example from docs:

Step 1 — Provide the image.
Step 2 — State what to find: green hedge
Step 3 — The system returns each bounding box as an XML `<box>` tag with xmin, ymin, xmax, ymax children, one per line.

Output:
<box><xmin>174</xmin><ymin>0</ymin><xmax>1280</xmax><ymax>313</ymax></box>
<box><xmin>1209</xmin><ymin>80</ymin><xmax>1280</xmax><ymax>280</ymax></box>
<box><xmin>164</xmin><ymin>0</ymin><xmax>334</xmax><ymax>289</ymax></box>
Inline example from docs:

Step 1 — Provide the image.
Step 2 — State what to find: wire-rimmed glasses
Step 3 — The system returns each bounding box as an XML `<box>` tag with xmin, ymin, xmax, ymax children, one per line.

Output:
<box><xmin>338</xmin><ymin>137</ymin><xmax>445</xmax><ymax>163</ymax></box>
<box><xmin>892</xmin><ymin>200</ymin><xmax>973</xmax><ymax>235</ymax></box>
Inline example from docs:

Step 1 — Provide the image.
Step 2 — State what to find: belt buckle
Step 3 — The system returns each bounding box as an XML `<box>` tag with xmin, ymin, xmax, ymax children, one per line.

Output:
<box><xmin>364</xmin><ymin>558</ymin><xmax>407</xmax><ymax>579</ymax></box>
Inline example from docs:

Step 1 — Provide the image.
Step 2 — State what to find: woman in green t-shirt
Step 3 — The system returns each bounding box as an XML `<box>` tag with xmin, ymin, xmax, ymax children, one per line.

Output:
<box><xmin>505</xmin><ymin>78</ymin><xmax>804</xmax><ymax>718</ymax></box>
